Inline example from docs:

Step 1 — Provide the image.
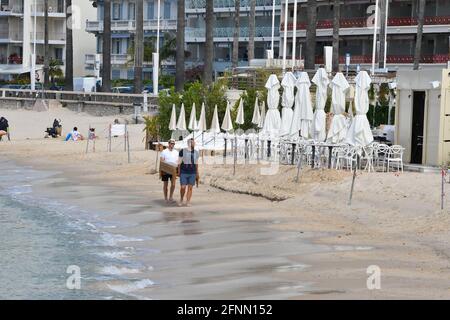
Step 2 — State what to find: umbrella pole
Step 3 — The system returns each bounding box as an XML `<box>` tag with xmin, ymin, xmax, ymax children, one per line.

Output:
<box><xmin>295</xmin><ymin>146</ymin><xmax>303</xmax><ymax>183</ymax></box>
<box><xmin>348</xmin><ymin>154</ymin><xmax>360</xmax><ymax>205</ymax></box>
<box><xmin>233</xmin><ymin>135</ymin><xmax>237</xmax><ymax>175</ymax></box>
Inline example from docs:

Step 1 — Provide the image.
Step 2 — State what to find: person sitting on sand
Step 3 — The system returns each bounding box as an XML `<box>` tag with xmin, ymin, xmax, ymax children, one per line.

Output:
<box><xmin>160</xmin><ymin>139</ymin><xmax>178</xmax><ymax>204</ymax></box>
<box><xmin>178</xmin><ymin>138</ymin><xmax>200</xmax><ymax>207</ymax></box>
<box><xmin>0</xmin><ymin>116</ymin><xmax>9</xmax><ymax>141</ymax></box>
<box><xmin>65</xmin><ymin>127</ymin><xmax>84</xmax><ymax>141</ymax></box>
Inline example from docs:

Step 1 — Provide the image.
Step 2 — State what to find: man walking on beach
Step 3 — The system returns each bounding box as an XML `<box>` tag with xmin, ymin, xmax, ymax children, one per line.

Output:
<box><xmin>160</xmin><ymin>139</ymin><xmax>178</xmax><ymax>204</ymax></box>
<box><xmin>178</xmin><ymin>138</ymin><xmax>199</xmax><ymax>207</ymax></box>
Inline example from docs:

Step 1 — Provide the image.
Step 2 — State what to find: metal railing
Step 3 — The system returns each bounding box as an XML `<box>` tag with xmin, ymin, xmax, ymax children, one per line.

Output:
<box><xmin>0</xmin><ymin>5</ymin><xmax>23</xmax><ymax>14</ymax></box>
<box><xmin>86</xmin><ymin>19</ymin><xmax>177</xmax><ymax>32</ymax></box>
<box><xmin>186</xmin><ymin>26</ymin><xmax>279</xmax><ymax>38</ymax></box>
<box><xmin>0</xmin><ymin>88</ymin><xmax>156</xmax><ymax>107</ymax></box>
<box><xmin>187</xmin><ymin>0</ymin><xmax>281</xmax><ymax>9</ymax></box>
<box><xmin>30</xmin><ymin>32</ymin><xmax>66</xmax><ymax>41</ymax></box>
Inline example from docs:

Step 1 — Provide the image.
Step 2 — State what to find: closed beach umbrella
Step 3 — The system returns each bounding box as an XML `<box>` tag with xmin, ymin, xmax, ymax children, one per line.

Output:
<box><xmin>327</xmin><ymin>72</ymin><xmax>350</xmax><ymax>143</ymax></box>
<box><xmin>197</xmin><ymin>102</ymin><xmax>207</xmax><ymax>132</ymax></box>
<box><xmin>176</xmin><ymin>103</ymin><xmax>187</xmax><ymax>131</ymax></box>
<box><xmin>346</xmin><ymin>71</ymin><xmax>374</xmax><ymax>147</ymax></box>
<box><xmin>290</xmin><ymin>72</ymin><xmax>313</xmax><ymax>138</ymax></box>
<box><xmin>263</xmin><ymin>74</ymin><xmax>281</xmax><ymax>135</ymax></box>
<box><xmin>311</xmin><ymin>68</ymin><xmax>329</xmax><ymax>142</ymax></box>
<box><xmin>258</xmin><ymin>100</ymin><xmax>266</xmax><ymax>129</ymax></box>
<box><xmin>236</xmin><ymin>98</ymin><xmax>245</xmax><ymax>126</ymax></box>
<box><xmin>280</xmin><ymin>71</ymin><xmax>296</xmax><ymax>136</ymax></box>
<box><xmin>188</xmin><ymin>102</ymin><xmax>198</xmax><ymax>131</ymax></box>
<box><xmin>251</xmin><ymin>96</ymin><xmax>261</xmax><ymax>126</ymax></box>
<box><xmin>210</xmin><ymin>104</ymin><xmax>220</xmax><ymax>133</ymax></box>
<box><xmin>221</xmin><ymin>100</ymin><xmax>233</xmax><ymax>132</ymax></box>
<box><xmin>169</xmin><ymin>103</ymin><xmax>177</xmax><ymax>131</ymax></box>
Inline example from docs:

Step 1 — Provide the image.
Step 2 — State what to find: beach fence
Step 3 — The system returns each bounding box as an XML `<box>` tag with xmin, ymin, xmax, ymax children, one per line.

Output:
<box><xmin>85</xmin><ymin>122</ymin><xmax>131</xmax><ymax>163</ymax></box>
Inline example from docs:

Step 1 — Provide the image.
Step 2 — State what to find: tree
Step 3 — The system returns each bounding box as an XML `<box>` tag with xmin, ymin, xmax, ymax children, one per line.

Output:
<box><xmin>65</xmin><ymin>0</ymin><xmax>73</xmax><ymax>90</ymax></box>
<box><xmin>49</xmin><ymin>59</ymin><xmax>64</xmax><ymax>83</ymax></box>
<box><xmin>44</xmin><ymin>0</ymin><xmax>49</xmax><ymax>88</ymax></box>
<box><xmin>332</xmin><ymin>0</ymin><xmax>340</xmax><ymax>72</ymax></box>
<box><xmin>134</xmin><ymin>0</ymin><xmax>143</xmax><ymax>93</ymax></box>
<box><xmin>413</xmin><ymin>0</ymin><xmax>426</xmax><ymax>70</ymax></box>
<box><xmin>203</xmin><ymin>0</ymin><xmax>214</xmax><ymax>86</ymax></box>
<box><xmin>378</xmin><ymin>0</ymin><xmax>387</xmax><ymax>69</ymax></box>
<box><xmin>305</xmin><ymin>0</ymin><xmax>317</xmax><ymax>70</ymax></box>
<box><xmin>101</xmin><ymin>0</ymin><xmax>112</xmax><ymax>92</ymax></box>
<box><xmin>175</xmin><ymin>0</ymin><xmax>185</xmax><ymax>92</ymax></box>
<box><xmin>232</xmin><ymin>0</ymin><xmax>240</xmax><ymax>70</ymax></box>
<box><xmin>248</xmin><ymin>0</ymin><xmax>256</xmax><ymax>62</ymax></box>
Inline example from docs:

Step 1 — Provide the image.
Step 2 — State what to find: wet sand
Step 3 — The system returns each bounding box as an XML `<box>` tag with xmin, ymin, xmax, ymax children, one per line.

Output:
<box><xmin>2</xmin><ymin>106</ymin><xmax>450</xmax><ymax>299</ymax></box>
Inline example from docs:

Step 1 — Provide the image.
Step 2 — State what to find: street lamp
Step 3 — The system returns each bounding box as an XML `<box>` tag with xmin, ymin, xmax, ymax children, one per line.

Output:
<box><xmin>152</xmin><ymin>0</ymin><xmax>161</xmax><ymax>96</ymax></box>
<box><xmin>30</xmin><ymin>0</ymin><xmax>37</xmax><ymax>91</ymax></box>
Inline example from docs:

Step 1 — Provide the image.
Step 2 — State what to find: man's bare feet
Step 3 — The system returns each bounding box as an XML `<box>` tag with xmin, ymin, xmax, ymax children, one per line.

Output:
<box><xmin>178</xmin><ymin>201</ymin><xmax>185</xmax><ymax>207</ymax></box>
<box><xmin>186</xmin><ymin>202</ymin><xmax>192</xmax><ymax>207</ymax></box>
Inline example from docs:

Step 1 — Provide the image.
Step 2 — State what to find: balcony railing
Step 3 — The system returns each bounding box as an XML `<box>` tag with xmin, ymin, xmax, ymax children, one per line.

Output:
<box><xmin>314</xmin><ymin>54</ymin><xmax>450</xmax><ymax>65</ymax></box>
<box><xmin>86</xmin><ymin>19</ymin><xmax>177</xmax><ymax>32</ymax></box>
<box><xmin>187</xmin><ymin>0</ymin><xmax>281</xmax><ymax>9</ymax></box>
<box><xmin>281</xmin><ymin>15</ymin><xmax>450</xmax><ymax>31</ymax></box>
<box><xmin>30</xmin><ymin>32</ymin><xmax>66</xmax><ymax>41</ymax></box>
<box><xmin>0</xmin><ymin>5</ymin><xmax>23</xmax><ymax>14</ymax></box>
<box><xmin>0</xmin><ymin>30</ymin><xmax>23</xmax><ymax>41</ymax></box>
<box><xmin>31</xmin><ymin>4</ymin><xmax>65</xmax><ymax>14</ymax></box>
<box><xmin>186</xmin><ymin>26</ymin><xmax>279</xmax><ymax>38</ymax></box>
<box><xmin>86</xmin><ymin>54</ymin><xmax>176</xmax><ymax>66</ymax></box>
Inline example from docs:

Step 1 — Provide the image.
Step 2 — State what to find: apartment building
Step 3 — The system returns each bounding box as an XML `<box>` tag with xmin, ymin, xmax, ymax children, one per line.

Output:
<box><xmin>185</xmin><ymin>0</ymin><xmax>281</xmax><ymax>73</ymax></box>
<box><xmin>280</xmin><ymin>0</ymin><xmax>450</xmax><ymax>70</ymax></box>
<box><xmin>85</xmin><ymin>0</ymin><xmax>178</xmax><ymax>80</ymax></box>
<box><xmin>0</xmin><ymin>0</ymin><xmax>67</xmax><ymax>80</ymax></box>
<box><xmin>86</xmin><ymin>0</ymin><xmax>450</xmax><ymax>81</ymax></box>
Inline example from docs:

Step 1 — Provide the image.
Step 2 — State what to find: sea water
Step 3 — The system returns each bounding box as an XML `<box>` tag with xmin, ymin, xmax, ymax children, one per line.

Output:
<box><xmin>0</xmin><ymin>158</ymin><xmax>142</xmax><ymax>299</ymax></box>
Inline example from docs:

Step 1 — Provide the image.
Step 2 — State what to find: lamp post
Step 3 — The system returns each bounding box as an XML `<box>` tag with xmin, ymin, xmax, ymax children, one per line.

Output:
<box><xmin>371</xmin><ymin>0</ymin><xmax>380</xmax><ymax>75</ymax></box>
<box><xmin>152</xmin><ymin>0</ymin><xmax>161</xmax><ymax>96</ymax></box>
<box><xmin>282</xmin><ymin>0</ymin><xmax>289</xmax><ymax>74</ymax></box>
<box><xmin>291</xmin><ymin>0</ymin><xmax>297</xmax><ymax>70</ymax></box>
<box><xmin>30</xmin><ymin>0</ymin><xmax>37</xmax><ymax>90</ymax></box>
<box><xmin>270</xmin><ymin>0</ymin><xmax>276</xmax><ymax>58</ymax></box>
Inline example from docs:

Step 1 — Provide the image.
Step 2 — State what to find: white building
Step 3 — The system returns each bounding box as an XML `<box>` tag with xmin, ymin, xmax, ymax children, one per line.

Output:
<box><xmin>73</xmin><ymin>0</ymin><xmax>97</xmax><ymax>77</ymax></box>
<box><xmin>0</xmin><ymin>0</ymin><xmax>95</xmax><ymax>81</ymax></box>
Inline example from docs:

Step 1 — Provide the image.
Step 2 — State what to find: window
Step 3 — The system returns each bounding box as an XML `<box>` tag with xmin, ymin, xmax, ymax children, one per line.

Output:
<box><xmin>128</xmin><ymin>2</ymin><xmax>135</xmax><ymax>20</ymax></box>
<box><xmin>112</xmin><ymin>39</ymin><xmax>121</xmax><ymax>54</ymax></box>
<box><xmin>164</xmin><ymin>1</ymin><xmax>171</xmax><ymax>19</ymax></box>
<box><xmin>112</xmin><ymin>2</ymin><xmax>121</xmax><ymax>20</ymax></box>
<box><xmin>127</xmin><ymin>69</ymin><xmax>135</xmax><ymax>79</ymax></box>
<box><xmin>54</xmin><ymin>48</ymin><xmax>63</xmax><ymax>61</ymax></box>
<box><xmin>112</xmin><ymin>69</ymin><xmax>121</xmax><ymax>79</ymax></box>
<box><xmin>147</xmin><ymin>1</ymin><xmax>154</xmax><ymax>20</ymax></box>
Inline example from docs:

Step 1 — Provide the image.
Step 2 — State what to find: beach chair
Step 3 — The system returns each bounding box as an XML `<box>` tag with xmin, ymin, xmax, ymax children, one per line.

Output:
<box><xmin>374</xmin><ymin>143</ymin><xmax>389</xmax><ymax>172</ymax></box>
<box><xmin>362</xmin><ymin>145</ymin><xmax>375</xmax><ymax>172</ymax></box>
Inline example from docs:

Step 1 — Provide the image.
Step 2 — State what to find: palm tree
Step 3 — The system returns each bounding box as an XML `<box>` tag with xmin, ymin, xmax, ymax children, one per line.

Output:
<box><xmin>203</xmin><ymin>0</ymin><xmax>214</xmax><ymax>86</ymax></box>
<box><xmin>134</xmin><ymin>0</ymin><xmax>143</xmax><ymax>93</ymax></box>
<box><xmin>232</xmin><ymin>0</ymin><xmax>240</xmax><ymax>70</ymax></box>
<box><xmin>101</xmin><ymin>0</ymin><xmax>112</xmax><ymax>92</ymax></box>
<box><xmin>378</xmin><ymin>0</ymin><xmax>387</xmax><ymax>69</ymax></box>
<box><xmin>413</xmin><ymin>0</ymin><xmax>426</xmax><ymax>70</ymax></box>
<box><xmin>175</xmin><ymin>0</ymin><xmax>185</xmax><ymax>92</ymax></box>
<box><xmin>332</xmin><ymin>0</ymin><xmax>340</xmax><ymax>72</ymax></box>
<box><xmin>248</xmin><ymin>0</ymin><xmax>256</xmax><ymax>62</ymax></box>
<box><xmin>65</xmin><ymin>0</ymin><xmax>73</xmax><ymax>90</ymax></box>
<box><xmin>43</xmin><ymin>0</ymin><xmax>49</xmax><ymax>88</ymax></box>
<box><xmin>305</xmin><ymin>0</ymin><xmax>317</xmax><ymax>70</ymax></box>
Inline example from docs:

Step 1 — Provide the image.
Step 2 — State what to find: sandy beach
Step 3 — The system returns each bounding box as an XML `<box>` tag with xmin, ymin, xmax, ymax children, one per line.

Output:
<box><xmin>1</xmin><ymin>105</ymin><xmax>450</xmax><ymax>299</ymax></box>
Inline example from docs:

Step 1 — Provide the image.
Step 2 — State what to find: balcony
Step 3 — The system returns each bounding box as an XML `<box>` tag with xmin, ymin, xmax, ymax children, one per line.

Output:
<box><xmin>86</xmin><ymin>53</ymin><xmax>130</xmax><ymax>65</ymax></box>
<box><xmin>0</xmin><ymin>30</ymin><xmax>23</xmax><ymax>41</ymax></box>
<box><xmin>30</xmin><ymin>32</ymin><xmax>66</xmax><ymax>43</ymax></box>
<box><xmin>281</xmin><ymin>15</ymin><xmax>450</xmax><ymax>31</ymax></box>
<box><xmin>0</xmin><ymin>5</ymin><xmax>23</xmax><ymax>15</ymax></box>
<box><xmin>86</xmin><ymin>19</ymin><xmax>177</xmax><ymax>33</ymax></box>
<box><xmin>187</xmin><ymin>0</ymin><xmax>281</xmax><ymax>12</ymax></box>
<box><xmin>314</xmin><ymin>54</ymin><xmax>450</xmax><ymax>65</ymax></box>
<box><xmin>186</xmin><ymin>26</ymin><xmax>279</xmax><ymax>41</ymax></box>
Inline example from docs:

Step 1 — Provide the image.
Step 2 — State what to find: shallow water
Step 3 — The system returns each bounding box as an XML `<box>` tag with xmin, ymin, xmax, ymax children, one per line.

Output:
<box><xmin>0</xmin><ymin>156</ymin><xmax>338</xmax><ymax>299</ymax></box>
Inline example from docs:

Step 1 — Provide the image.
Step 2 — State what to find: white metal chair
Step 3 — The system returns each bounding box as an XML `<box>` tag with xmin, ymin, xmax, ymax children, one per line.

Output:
<box><xmin>386</xmin><ymin>145</ymin><xmax>404</xmax><ymax>172</ymax></box>
<box><xmin>362</xmin><ymin>145</ymin><xmax>375</xmax><ymax>172</ymax></box>
<box><xmin>374</xmin><ymin>143</ymin><xmax>389</xmax><ymax>172</ymax></box>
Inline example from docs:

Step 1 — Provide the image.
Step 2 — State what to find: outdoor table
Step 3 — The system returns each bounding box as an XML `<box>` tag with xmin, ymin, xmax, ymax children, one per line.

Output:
<box><xmin>306</xmin><ymin>142</ymin><xmax>337</xmax><ymax>169</ymax></box>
